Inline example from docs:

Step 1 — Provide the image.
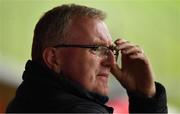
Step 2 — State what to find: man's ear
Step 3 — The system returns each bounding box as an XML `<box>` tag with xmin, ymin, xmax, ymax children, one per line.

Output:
<box><xmin>42</xmin><ymin>47</ymin><xmax>61</xmax><ymax>73</ymax></box>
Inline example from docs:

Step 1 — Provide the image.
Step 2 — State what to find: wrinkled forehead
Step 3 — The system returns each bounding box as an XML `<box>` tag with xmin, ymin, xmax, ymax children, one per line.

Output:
<box><xmin>65</xmin><ymin>17</ymin><xmax>112</xmax><ymax>45</ymax></box>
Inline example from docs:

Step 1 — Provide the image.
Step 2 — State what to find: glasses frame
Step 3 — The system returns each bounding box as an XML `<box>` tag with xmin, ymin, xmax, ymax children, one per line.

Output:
<box><xmin>53</xmin><ymin>44</ymin><xmax>119</xmax><ymax>61</ymax></box>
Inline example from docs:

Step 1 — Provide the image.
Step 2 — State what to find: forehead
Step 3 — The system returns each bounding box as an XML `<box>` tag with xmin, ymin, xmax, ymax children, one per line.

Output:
<box><xmin>66</xmin><ymin>17</ymin><xmax>112</xmax><ymax>45</ymax></box>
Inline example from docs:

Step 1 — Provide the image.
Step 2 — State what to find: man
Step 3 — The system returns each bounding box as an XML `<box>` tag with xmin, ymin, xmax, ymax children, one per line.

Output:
<box><xmin>6</xmin><ymin>4</ymin><xmax>167</xmax><ymax>113</ymax></box>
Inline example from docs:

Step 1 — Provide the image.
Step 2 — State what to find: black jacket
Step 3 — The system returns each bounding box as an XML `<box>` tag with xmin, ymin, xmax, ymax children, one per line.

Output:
<box><xmin>6</xmin><ymin>60</ymin><xmax>167</xmax><ymax>113</ymax></box>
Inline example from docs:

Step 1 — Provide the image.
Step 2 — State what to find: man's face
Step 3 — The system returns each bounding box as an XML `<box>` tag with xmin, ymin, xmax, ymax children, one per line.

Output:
<box><xmin>58</xmin><ymin>17</ymin><xmax>115</xmax><ymax>96</ymax></box>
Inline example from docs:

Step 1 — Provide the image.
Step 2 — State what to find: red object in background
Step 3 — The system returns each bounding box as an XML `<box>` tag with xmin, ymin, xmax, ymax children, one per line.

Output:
<box><xmin>0</xmin><ymin>101</ymin><xmax>5</xmax><ymax>113</ymax></box>
<box><xmin>107</xmin><ymin>98</ymin><xmax>129</xmax><ymax>114</ymax></box>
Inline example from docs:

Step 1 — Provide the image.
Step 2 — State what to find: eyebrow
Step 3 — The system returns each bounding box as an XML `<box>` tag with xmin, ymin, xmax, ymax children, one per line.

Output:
<box><xmin>91</xmin><ymin>41</ymin><xmax>113</xmax><ymax>47</ymax></box>
<box><xmin>92</xmin><ymin>37</ymin><xmax>113</xmax><ymax>46</ymax></box>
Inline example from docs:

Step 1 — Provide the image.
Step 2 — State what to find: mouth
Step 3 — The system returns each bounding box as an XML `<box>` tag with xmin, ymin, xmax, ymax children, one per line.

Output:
<box><xmin>97</xmin><ymin>73</ymin><xmax>109</xmax><ymax>78</ymax></box>
<box><xmin>97</xmin><ymin>73</ymin><xmax>109</xmax><ymax>87</ymax></box>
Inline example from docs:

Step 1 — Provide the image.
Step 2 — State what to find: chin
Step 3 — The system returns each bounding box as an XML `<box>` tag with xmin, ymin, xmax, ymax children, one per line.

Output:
<box><xmin>103</xmin><ymin>90</ymin><xmax>109</xmax><ymax>96</ymax></box>
<box><xmin>97</xmin><ymin>88</ymin><xmax>109</xmax><ymax>96</ymax></box>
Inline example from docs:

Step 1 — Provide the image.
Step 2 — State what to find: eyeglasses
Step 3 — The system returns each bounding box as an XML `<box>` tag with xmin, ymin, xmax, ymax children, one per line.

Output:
<box><xmin>53</xmin><ymin>44</ymin><xmax>119</xmax><ymax>61</ymax></box>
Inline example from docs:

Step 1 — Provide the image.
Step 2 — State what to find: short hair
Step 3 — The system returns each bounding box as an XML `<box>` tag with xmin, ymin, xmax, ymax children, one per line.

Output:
<box><xmin>31</xmin><ymin>4</ymin><xmax>106</xmax><ymax>60</ymax></box>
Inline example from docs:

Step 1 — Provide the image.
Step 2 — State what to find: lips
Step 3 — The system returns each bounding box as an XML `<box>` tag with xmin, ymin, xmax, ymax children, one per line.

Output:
<box><xmin>97</xmin><ymin>73</ymin><xmax>109</xmax><ymax>84</ymax></box>
<box><xmin>97</xmin><ymin>73</ymin><xmax>109</xmax><ymax>77</ymax></box>
<box><xmin>97</xmin><ymin>68</ymin><xmax>110</xmax><ymax>78</ymax></box>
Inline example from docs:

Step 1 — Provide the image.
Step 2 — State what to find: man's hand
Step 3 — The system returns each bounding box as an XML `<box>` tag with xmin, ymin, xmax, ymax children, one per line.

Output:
<box><xmin>111</xmin><ymin>39</ymin><xmax>156</xmax><ymax>97</ymax></box>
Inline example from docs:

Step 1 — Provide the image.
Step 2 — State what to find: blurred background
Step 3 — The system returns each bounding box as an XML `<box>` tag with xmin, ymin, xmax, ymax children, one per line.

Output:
<box><xmin>0</xmin><ymin>0</ymin><xmax>179</xmax><ymax>113</ymax></box>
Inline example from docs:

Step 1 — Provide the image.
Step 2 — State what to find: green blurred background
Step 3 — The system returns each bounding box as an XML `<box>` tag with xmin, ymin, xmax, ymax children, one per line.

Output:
<box><xmin>0</xmin><ymin>0</ymin><xmax>180</xmax><ymax>112</ymax></box>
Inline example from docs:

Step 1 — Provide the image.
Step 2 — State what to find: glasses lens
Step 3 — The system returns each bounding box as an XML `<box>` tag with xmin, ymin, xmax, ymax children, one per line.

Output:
<box><xmin>101</xmin><ymin>46</ymin><xmax>109</xmax><ymax>56</ymax></box>
<box><xmin>99</xmin><ymin>46</ymin><xmax>116</xmax><ymax>57</ymax></box>
<box><xmin>109</xmin><ymin>46</ymin><xmax>119</xmax><ymax>60</ymax></box>
<box><xmin>90</xmin><ymin>45</ymin><xmax>119</xmax><ymax>60</ymax></box>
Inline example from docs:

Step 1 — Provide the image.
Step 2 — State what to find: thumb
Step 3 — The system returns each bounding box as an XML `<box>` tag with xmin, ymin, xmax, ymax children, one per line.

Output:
<box><xmin>111</xmin><ymin>63</ymin><xmax>123</xmax><ymax>81</ymax></box>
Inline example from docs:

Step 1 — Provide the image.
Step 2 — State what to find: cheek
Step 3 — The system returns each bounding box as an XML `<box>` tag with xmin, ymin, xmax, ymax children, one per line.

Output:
<box><xmin>60</xmin><ymin>50</ymin><xmax>80</xmax><ymax>75</ymax></box>
<box><xmin>85</xmin><ymin>55</ymin><xmax>100</xmax><ymax>75</ymax></box>
<box><xmin>81</xmin><ymin>56</ymin><xmax>101</xmax><ymax>89</ymax></box>
<box><xmin>75</xmin><ymin>53</ymin><xmax>100</xmax><ymax>87</ymax></box>
<box><xmin>61</xmin><ymin>50</ymin><xmax>102</xmax><ymax>92</ymax></box>
<box><xmin>62</xmin><ymin>50</ymin><xmax>98</xmax><ymax>74</ymax></box>
<box><xmin>77</xmin><ymin>56</ymin><xmax>98</xmax><ymax>80</ymax></box>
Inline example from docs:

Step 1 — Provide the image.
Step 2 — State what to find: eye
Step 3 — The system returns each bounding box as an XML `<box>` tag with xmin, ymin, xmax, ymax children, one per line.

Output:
<box><xmin>89</xmin><ymin>46</ymin><xmax>102</xmax><ymax>55</ymax></box>
<box><xmin>90</xmin><ymin>46</ymin><xmax>99</xmax><ymax>51</ymax></box>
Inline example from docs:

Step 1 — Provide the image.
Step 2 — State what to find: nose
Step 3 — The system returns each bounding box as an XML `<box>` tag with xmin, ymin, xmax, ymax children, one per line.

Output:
<box><xmin>101</xmin><ymin>50</ymin><xmax>116</xmax><ymax>67</ymax></box>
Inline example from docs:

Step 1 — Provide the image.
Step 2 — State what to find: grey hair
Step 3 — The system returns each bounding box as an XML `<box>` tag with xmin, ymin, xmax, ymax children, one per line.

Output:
<box><xmin>31</xmin><ymin>4</ymin><xmax>106</xmax><ymax>60</ymax></box>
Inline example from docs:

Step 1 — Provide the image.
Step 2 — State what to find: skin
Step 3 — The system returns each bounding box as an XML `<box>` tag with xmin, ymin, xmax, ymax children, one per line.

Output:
<box><xmin>111</xmin><ymin>39</ymin><xmax>156</xmax><ymax>97</ymax></box>
<box><xmin>43</xmin><ymin>16</ymin><xmax>156</xmax><ymax>97</ymax></box>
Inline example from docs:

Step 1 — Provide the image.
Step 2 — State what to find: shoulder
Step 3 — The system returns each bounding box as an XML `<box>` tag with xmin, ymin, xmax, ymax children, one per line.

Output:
<box><xmin>52</xmin><ymin>93</ymin><xmax>111</xmax><ymax>113</ymax></box>
<box><xmin>68</xmin><ymin>101</ymin><xmax>110</xmax><ymax>113</ymax></box>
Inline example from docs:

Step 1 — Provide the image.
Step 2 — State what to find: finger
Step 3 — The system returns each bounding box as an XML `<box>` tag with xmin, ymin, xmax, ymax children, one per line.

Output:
<box><xmin>114</xmin><ymin>39</ymin><xmax>135</xmax><ymax>49</ymax></box>
<box><xmin>122</xmin><ymin>45</ymin><xmax>143</xmax><ymax>55</ymax></box>
<box><xmin>114</xmin><ymin>39</ymin><xmax>128</xmax><ymax>45</ymax></box>
<box><xmin>129</xmin><ymin>52</ymin><xmax>145</xmax><ymax>60</ymax></box>
<box><xmin>116</xmin><ymin>42</ymin><xmax>136</xmax><ymax>50</ymax></box>
<box><xmin>111</xmin><ymin>63</ymin><xmax>123</xmax><ymax>80</ymax></box>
